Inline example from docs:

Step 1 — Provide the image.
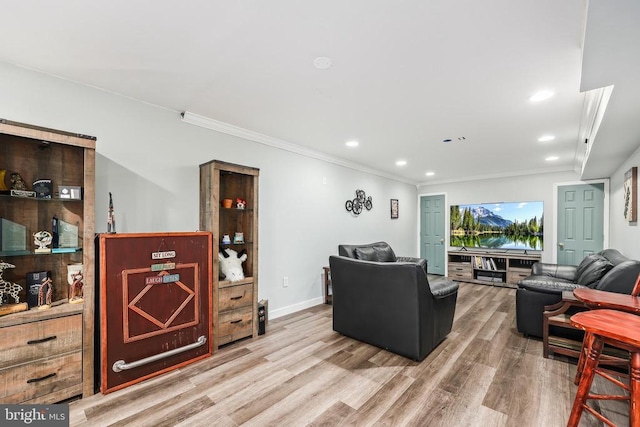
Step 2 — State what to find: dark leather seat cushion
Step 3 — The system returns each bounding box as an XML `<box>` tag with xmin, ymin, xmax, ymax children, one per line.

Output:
<box><xmin>353</xmin><ymin>243</ymin><xmax>397</xmax><ymax>262</ymax></box>
<box><xmin>354</xmin><ymin>246</ymin><xmax>377</xmax><ymax>261</ymax></box>
<box><xmin>374</xmin><ymin>245</ymin><xmax>396</xmax><ymax>262</ymax></box>
<box><xmin>575</xmin><ymin>254</ymin><xmax>614</xmax><ymax>288</ymax></box>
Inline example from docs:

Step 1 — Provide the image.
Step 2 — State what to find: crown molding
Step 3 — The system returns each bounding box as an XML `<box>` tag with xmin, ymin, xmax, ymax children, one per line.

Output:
<box><xmin>180</xmin><ymin>111</ymin><xmax>417</xmax><ymax>185</ymax></box>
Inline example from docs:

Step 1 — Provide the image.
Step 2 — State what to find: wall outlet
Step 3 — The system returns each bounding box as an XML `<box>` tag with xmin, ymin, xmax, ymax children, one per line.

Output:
<box><xmin>283</xmin><ymin>276</ymin><xmax>289</xmax><ymax>287</ymax></box>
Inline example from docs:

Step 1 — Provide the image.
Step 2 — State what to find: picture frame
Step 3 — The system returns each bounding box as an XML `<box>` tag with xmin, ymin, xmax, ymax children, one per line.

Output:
<box><xmin>624</xmin><ymin>166</ymin><xmax>637</xmax><ymax>222</ymax></box>
<box><xmin>390</xmin><ymin>199</ymin><xmax>399</xmax><ymax>219</ymax></box>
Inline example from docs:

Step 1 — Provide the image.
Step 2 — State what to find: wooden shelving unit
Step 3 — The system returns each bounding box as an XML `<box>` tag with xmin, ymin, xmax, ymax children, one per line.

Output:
<box><xmin>543</xmin><ymin>292</ymin><xmax>628</xmax><ymax>371</ymax></box>
<box><xmin>0</xmin><ymin>119</ymin><xmax>95</xmax><ymax>402</ymax></box>
<box><xmin>447</xmin><ymin>249</ymin><xmax>540</xmax><ymax>287</ymax></box>
<box><xmin>199</xmin><ymin>160</ymin><xmax>259</xmax><ymax>348</ymax></box>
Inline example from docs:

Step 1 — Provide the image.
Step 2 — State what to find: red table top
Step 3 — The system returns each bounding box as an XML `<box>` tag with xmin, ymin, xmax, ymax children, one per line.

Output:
<box><xmin>573</xmin><ymin>287</ymin><xmax>640</xmax><ymax>314</ymax></box>
<box><xmin>570</xmin><ymin>309</ymin><xmax>640</xmax><ymax>347</ymax></box>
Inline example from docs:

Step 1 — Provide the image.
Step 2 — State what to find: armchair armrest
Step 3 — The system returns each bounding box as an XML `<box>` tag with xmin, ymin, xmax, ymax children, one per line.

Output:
<box><xmin>396</xmin><ymin>256</ymin><xmax>422</xmax><ymax>263</ymax></box>
<box><xmin>532</xmin><ymin>262</ymin><xmax>577</xmax><ymax>281</ymax></box>
<box><xmin>396</xmin><ymin>257</ymin><xmax>427</xmax><ymax>275</ymax></box>
<box><xmin>429</xmin><ymin>278</ymin><xmax>459</xmax><ymax>298</ymax></box>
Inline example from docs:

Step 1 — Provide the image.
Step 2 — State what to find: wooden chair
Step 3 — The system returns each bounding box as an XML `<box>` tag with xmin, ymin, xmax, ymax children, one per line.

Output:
<box><xmin>572</xmin><ymin>272</ymin><xmax>640</xmax><ymax>384</ymax></box>
<box><xmin>632</xmin><ymin>271</ymin><xmax>640</xmax><ymax>297</ymax></box>
<box><xmin>568</xmin><ymin>309</ymin><xmax>640</xmax><ymax>426</ymax></box>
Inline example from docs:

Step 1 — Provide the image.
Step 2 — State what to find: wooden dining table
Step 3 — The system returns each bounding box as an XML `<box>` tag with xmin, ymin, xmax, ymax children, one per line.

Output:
<box><xmin>573</xmin><ymin>287</ymin><xmax>640</xmax><ymax>314</ymax></box>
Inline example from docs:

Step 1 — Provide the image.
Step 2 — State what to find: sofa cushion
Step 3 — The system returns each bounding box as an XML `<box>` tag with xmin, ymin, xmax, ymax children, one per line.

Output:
<box><xmin>373</xmin><ymin>245</ymin><xmax>396</xmax><ymax>262</ymax></box>
<box><xmin>575</xmin><ymin>254</ymin><xmax>614</xmax><ymax>288</ymax></box>
<box><xmin>354</xmin><ymin>246</ymin><xmax>378</xmax><ymax>261</ymax></box>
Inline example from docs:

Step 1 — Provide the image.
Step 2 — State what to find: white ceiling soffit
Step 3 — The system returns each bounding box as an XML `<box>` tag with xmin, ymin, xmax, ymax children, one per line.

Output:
<box><xmin>576</xmin><ymin>85</ymin><xmax>613</xmax><ymax>175</ymax></box>
<box><xmin>579</xmin><ymin>0</ymin><xmax>640</xmax><ymax>180</ymax></box>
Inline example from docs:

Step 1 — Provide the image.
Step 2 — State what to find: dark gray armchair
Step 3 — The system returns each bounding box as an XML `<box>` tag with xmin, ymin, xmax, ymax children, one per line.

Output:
<box><xmin>329</xmin><ymin>242</ymin><xmax>459</xmax><ymax>361</ymax></box>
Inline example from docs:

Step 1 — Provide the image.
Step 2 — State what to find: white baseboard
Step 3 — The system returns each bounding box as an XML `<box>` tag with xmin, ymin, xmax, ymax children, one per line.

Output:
<box><xmin>268</xmin><ymin>296</ymin><xmax>324</xmax><ymax>320</ymax></box>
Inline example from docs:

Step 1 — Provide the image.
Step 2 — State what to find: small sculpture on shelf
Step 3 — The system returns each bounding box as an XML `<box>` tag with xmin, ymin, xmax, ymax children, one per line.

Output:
<box><xmin>33</xmin><ymin>230</ymin><xmax>53</xmax><ymax>253</ymax></box>
<box><xmin>221</xmin><ymin>234</ymin><xmax>231</xmax><ymax>245</ymax></box>
<box><xmin>67</xmin><ymin>263</ymin><xmax>84</xmax><ymax>304</ymax></box>
<box><xmin>233</xmin><ymin>232</ymin><xmax>244</xmax><ymax>244</ymax></box>
<box><xmin>9</xmin><ymin>172</ymin><xmax>28</xmax><ymax>191</ymax></box>
<box><xmin>37</xmin><ymin>277</ymin><xmax>53</xmax><ymax>310</ymax></box>
<box><xmin>107</xmin><ymin>192</ymin><xmax>116</xmax><ymax>233</ymax></box>
<box><xmin>236</xmin><ymin>198</ymin><xmax>246</xmax><ymax>209</ymax></box>
<box><xmin>0</xmin><ymin>261</ymin><xmax>22</xmax><ymax>306</ymax></box>
<box><xmin>218</xmin><ymin>247</ymin><xmax>247</xmax><ymax>282</ymax></box>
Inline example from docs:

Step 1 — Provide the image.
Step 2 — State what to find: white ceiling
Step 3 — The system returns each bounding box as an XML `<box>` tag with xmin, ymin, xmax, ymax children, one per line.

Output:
<box><xmin>0</xmin><ymin>0</ymin><xmax>638</xmax><ymax>184</ymax></box>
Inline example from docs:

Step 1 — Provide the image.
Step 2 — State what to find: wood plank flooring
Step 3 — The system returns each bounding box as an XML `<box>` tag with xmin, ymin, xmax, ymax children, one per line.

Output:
<box><xmin>70</xmin><ymin>283</ymin><xmax>629</xmax><ymax>426</ymax></box>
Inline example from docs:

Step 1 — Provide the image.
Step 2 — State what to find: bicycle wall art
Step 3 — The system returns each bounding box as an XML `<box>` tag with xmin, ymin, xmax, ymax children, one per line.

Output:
<box><xmin>345</xmin><ymin>189</ymin><xmax>373</xmax><ymax>216</ymax></box>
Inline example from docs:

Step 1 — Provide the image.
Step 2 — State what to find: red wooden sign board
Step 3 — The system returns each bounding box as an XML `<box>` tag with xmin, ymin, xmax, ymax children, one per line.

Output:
<box><xmin>98</xmin><ymin>232</ymin><xmax>212</xmax><ymax>394</ymax></box>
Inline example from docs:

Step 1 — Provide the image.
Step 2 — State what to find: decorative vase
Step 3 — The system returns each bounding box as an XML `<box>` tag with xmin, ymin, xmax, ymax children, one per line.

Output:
<box><xmin>222</xmin><ymin>199</ymin><xmax>233</xmax><ymax>208</ymax></box>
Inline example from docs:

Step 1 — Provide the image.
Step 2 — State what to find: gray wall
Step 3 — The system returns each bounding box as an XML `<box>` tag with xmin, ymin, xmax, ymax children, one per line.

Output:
<box><xmin>0</xmin><ymin>61</ymin><xmax>418</xmax><ymax>318</ymax></box>
<box><xmin>609</xmin><ymin>145</ymin><xmax>640</xmax><ymax>260</ymax></box>
<box><xmin>417</xmin><ymin>170</ymin><xmax>582</xmax><ymax>264</ymax></box>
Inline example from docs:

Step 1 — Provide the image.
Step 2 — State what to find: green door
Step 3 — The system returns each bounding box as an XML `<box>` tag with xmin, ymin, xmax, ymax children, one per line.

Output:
<box><xmin>420</xmin><ymin>194</ymin><xmax>446</xmax><ymax>275</ymax></box>
<box><xmin>557</xmin><ymin>183</ymin><xmax>605</xmax><ymax>265</ymax></box>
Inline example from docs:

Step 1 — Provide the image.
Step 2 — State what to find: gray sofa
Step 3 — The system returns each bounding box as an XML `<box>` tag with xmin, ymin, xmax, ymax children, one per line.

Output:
<box><xmin>515</xmin><ymin>249</ymin><xmax>640</xmax><ymax>337</ymax></box>
<box><xmin>329</xmin><ymin>242</ymin><xmax>459</xmax><ymax>361</ymax></box>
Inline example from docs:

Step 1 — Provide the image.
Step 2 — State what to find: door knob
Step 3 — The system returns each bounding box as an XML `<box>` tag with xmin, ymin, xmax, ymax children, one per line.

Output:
<box><xmin>559</xmin><ymin>242</ymin><xmax>564</xmax><ymax>249</ymax></box>
<box><xmin>440</xmin><ymin>239</ymin><xmax>444</xmax><ymax>243</ymax></box>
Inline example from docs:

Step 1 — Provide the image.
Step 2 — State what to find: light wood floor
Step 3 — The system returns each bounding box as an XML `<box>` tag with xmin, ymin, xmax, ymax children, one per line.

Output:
<box><xmin>70</xmin><ymin>283</ymin><xmax>629</xmax><ymax>426</ymax></box>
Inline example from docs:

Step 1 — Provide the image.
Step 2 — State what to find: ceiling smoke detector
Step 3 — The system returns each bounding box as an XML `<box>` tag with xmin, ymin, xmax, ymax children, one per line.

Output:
<box><xmin>313</xmin><ymin>57</ymin><xmax>332</xmax><ymax>70</ymax></box>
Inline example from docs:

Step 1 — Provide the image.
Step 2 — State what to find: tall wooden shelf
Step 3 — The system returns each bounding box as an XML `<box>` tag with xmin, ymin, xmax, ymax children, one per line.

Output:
<box><xmin>199</xmin><ymin>160</ymin><xmax>259</xmax><ymax>349</ymax></box>
<box><xmin>0</xmin><ymin>119</ymin><xmax>95</xmax><ymax>402</ymax></box>
<box><xmin>447</xmin><ymin>249</ymin><xmax>540</xmax><ymax>288</ymax></box>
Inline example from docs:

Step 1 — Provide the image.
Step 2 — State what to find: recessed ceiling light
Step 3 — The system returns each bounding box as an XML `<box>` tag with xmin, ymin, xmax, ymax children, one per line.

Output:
<box><xmin>345</xmin><ymin>140</ymin><xmax>359</xmax><ymax>148</ymax></box>
<box><xmin>396</xmin><ymin>160</ymin><xmax>407</xmax><ymax>166</ymax></box>
<box><xmin>538</xmin><ymin>135</ymin><xmax>555</xmax><ymax>142</ymax></box>
<box><xmin>545</xmin><ymin>156</ymin><xmax>559</xmax><ymax>161</ymax></box>
<box><xmin>529</xmin><ymin>90</ymin><xmax>555</xmax><ymax>102</ymax></box>
<box><xmin>313</xmin><ymin>57</ymin><xmax>332</xmax><ymax>70</ymax></box>
<box><xmin>425</xmin><ymin>172</ymin><xmax>435</xmax><ymax>177</ymax></box>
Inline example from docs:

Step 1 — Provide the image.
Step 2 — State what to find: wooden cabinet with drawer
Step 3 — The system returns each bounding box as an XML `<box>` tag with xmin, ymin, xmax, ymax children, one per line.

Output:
<box><xmin>447</xmin><ymin>250</ymin><xmax>539</xmax><ymax>287</ymax></box>
<box><xmin>507</xmin><ymin>268</ymin><xmax>531</xmax><ymax>285</ymax></box>
<box><xmin>217</xmin><ymin>279</ymin><xmax>254</xmax><ymax>345</ymax></box>
<box><xmin>0</xmin><ymin>120</ymin><xmax>96</xmax><ymax>399</ymax></box>
<box><xmin>447</xmin><ymin>261</ymin><xmax>473</xmax><ymax>281</ymax></box>
<box><xmin>0</xmin><ymin>312</ymin><xmax>83</xmax><ymax>403</ymax></box>
<box><xmin>200</xmin><ymin>160</ymin><xmax>259</xmax><ymax>349</ymax></box>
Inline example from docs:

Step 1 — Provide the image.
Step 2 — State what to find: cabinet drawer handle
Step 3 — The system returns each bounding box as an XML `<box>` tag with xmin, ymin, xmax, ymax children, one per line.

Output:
<box><xmin>230</xmin><ymin>296</ymin><xmax>243</xmax><ymax>300</ymax></box>
<box><xmin>230</xmin><ymin>319</ymin><xmax>242</xmax><ymax>324</ymax></box>
<box><xmin>27</xmin><ymin>336</ymin><xmax>57</xmax><ymax>345</ymax></box>
<box><xmin>27</xmin><ymin>373</ymin><xmax>56</xmax><ymax>383</ymax></box>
